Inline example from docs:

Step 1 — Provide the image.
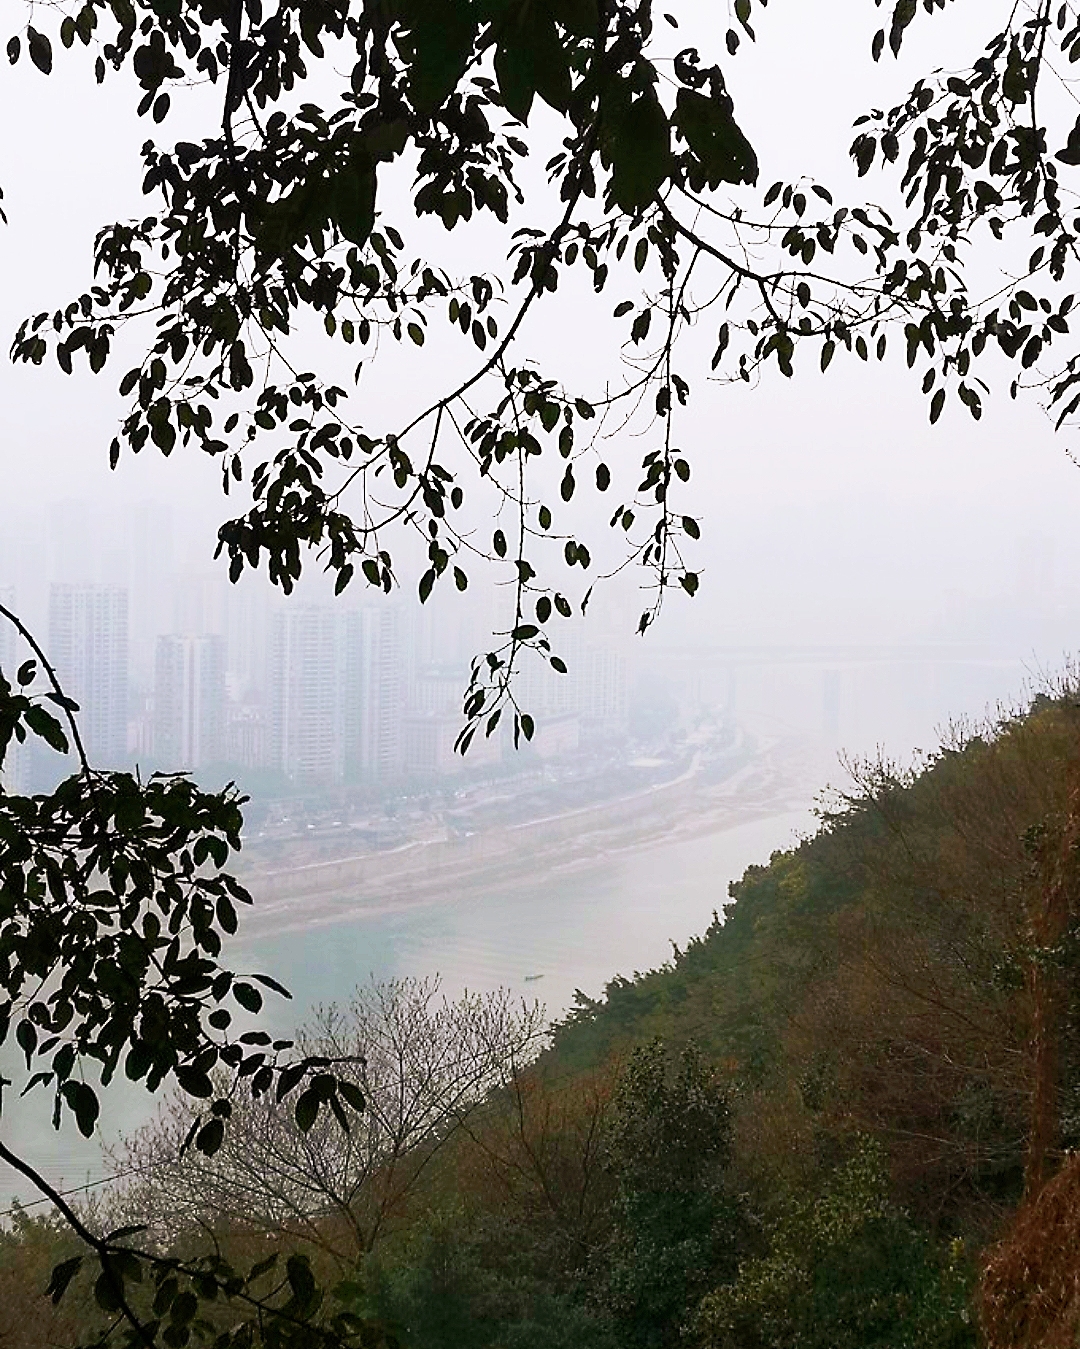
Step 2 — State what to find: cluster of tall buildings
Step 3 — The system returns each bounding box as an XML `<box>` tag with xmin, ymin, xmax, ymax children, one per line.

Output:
<box><xmin>0</xmin><ymin>574</ymin><xmax>629</xmax><ymax>792</ymax></box>
<box><xmin>0</xmin><ymin>499</ymin><xmax>635</xmax><ymax>792</ymax></box>
<box><xmin>267</xmin><ymin>605</ymin><xmax>404</xmax><ymax>783</ymax></box>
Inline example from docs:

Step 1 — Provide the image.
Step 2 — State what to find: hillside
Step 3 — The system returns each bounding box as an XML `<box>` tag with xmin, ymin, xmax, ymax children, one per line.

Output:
<box><xmin>549</xmin><ymin>693</ymin><xmax>1080</xmax><ymax>1240</ymax></box>
<box><xmin>346</xmin><ymin>692</ymin><xmax>1080</xmax><ymax>1349</ymax></box>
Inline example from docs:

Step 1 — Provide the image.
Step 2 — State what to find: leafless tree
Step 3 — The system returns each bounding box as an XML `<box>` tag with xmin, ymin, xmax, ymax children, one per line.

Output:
<box><xmin>453</xmin><ymin>1057</ymin><xmax>621</xmax><ymax>1273</ymax></box>
<box><xmin>105</xmin><ymin>977</ymin><xmax>546</xmax><ymax>1267</ymax></box>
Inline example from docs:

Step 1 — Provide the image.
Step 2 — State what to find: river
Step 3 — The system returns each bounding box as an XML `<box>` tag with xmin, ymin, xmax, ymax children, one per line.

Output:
<box><xmin>241</xmin><ymin>806</ymin><xmax>812</xmax><ymax>1027</ymax></box>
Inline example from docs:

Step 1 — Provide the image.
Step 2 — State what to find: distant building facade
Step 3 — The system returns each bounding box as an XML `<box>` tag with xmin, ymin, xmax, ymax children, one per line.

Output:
<box><xmin>529</xmin><ymin>711</ymin><xmax>580</xmax><ymax>760</ymax></box>
<box><xmin>48</xmin><ymin>583</ymin><xmax>129</xmax><ymax>766</ymax></box>
<box><xmin>265</xmin><ymin>603</ymin><xmax>408</xmax><ymax>785</ymax></box>
<box><xmin>154</xmin><ymin>634</ymin><xmax>227</xmax><ymax>770</ymax></box>
<box><xmin>518</xmin><ymin>626</ymin><xmax>628</xmax><ymax>741</ymax></box>
<box><xmin>342</xmin><ymin>606</ymin><xmax>404</xmax><ymax>781</ymax></box>
<box><xmin>268</xmin><ymin>606</ymin><xmax>343</xmax><ymax>782</ymax></box>
<box><xmin>403</xmin><ymin>663</ymin><xmax>499</xmax><ymax>775</ymax></box>
<box><xmin>227</xmin><ymin>704</ymin><xmax>268</xmax><ymax>770</ymax></box>
<box><xmin>578</xmin><ymin>641</ymin><xmax>628</xmax><ymax>732</ymax></box>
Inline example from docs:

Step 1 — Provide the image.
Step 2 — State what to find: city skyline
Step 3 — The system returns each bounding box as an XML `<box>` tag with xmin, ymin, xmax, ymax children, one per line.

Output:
<box><xmin>3</xmin><ymin>492</ymin><xmax>1079</xmax><ymax>797</ymax></box>
<box><xmin>0</xmin><ymin>543</ymin><xmax>636</xmax><ymax>790</ymax></box>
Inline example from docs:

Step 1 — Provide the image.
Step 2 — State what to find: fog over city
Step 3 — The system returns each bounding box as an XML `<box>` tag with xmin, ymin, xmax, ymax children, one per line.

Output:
<box><xmin>4</xmin><ymin>0</ymin><xmax>1080</xmax><ymax>1204</ymax></box>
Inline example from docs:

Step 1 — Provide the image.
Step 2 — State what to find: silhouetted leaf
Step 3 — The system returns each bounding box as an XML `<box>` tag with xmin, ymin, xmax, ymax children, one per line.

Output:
<box><xmin>605</xmin><ymin>88</ymin><xmax>671</xmax><ymax>212</ymax></box>
<box><xmin>27</xmin><ymin>27</ymin><xmax>51</xmax><ymax>74</ymax></box>
<box><xmin>47</xmin><ymin>1256</ymin><xmax>82</xmax><ymax>1305</ymax></box>
<box><xmin>674</xmin><ymin>88</ymin><xmax>758</xmax><ymax>188</ymax></box>
<box><xmin>295</xmin><ymin>1087</ymin><xmax>320</xmax><ymax>1133</ymax></box>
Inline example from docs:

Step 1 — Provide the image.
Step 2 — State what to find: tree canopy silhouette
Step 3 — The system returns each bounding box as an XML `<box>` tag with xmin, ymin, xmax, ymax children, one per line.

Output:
<box><xmin>4</xmin><ymin>0</ymin><xmax>1080</xmax><ymax>1342</ymax></box>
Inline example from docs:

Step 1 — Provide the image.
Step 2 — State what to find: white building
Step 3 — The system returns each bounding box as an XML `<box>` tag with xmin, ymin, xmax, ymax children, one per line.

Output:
<box><xmin>518</xmin><ymin>625</ymin><xmax>628</xmax><ymax>741</ymax></box>
<box><xmin>342</xmin><ymin>606</ymin><xmax>404</xmax><ymax>782</ymax></box>
<box><xmin>154</xmin><ymin>634</ymin><xmax>227</xmax><ymax>771</ymax></box>
<box><xmin>225</xmin><ymin>583</ymin><xmax>271</xmax><ymax>701</ymax></box>
<box><xmin>227</xmin><ymin>704</ymin><xmax>269</xmax><ymax>770</ymax></box>
<box><xmin>529</xmin><ymin>711</ymin><xmax>580</xmax><ymax>760</ymax></box>
<box><xmin>403</xmin><ymin>663</ymin><xmax>500</xmax><ymax>775</ymax></box>
<box><xmin>268</xmin><ymin>606</ymin><xmax>343</xmax><ymax>783</ymax></box>
<box><xmin>48</xmin><ymin>583</ymin><xmax>129</xmax><ymax>767</ymax></box>
<box><xmin>578</xmin><ymin>640</ymin><xmax>628</xmax><ymax>732</ymax></box>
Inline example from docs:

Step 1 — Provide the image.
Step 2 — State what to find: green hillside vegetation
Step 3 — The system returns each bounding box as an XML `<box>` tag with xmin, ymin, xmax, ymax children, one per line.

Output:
<box><xmin>7</xmin><ymin>693</ymin><xmax>1080</xmax><ymax>1348</ymax></box>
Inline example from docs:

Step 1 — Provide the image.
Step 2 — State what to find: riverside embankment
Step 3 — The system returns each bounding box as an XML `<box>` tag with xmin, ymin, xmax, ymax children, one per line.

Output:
<box><xmin>237</xmin><ymin>734</ymin><xmax>818</xmax><ymax>939</ymax></box>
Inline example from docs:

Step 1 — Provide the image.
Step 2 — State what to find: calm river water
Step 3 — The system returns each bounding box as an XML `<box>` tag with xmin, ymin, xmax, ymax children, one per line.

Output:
<box><xmin>242</xmin><ymin>807</ymin><xmax>812</xmax><ymax>1027</ymax></box>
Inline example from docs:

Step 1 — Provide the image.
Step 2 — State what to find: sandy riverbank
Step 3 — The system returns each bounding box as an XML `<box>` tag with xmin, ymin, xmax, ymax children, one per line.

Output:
<box><xmin>238</xmin><ymin>737</ymin><xmax>823</xmax><ymax>938</ymax></box>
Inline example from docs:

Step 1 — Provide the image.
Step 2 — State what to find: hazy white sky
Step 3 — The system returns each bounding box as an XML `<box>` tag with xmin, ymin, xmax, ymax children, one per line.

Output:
<box><xmin>1</xmin><ymin>0</ymin><xmax>1077</xmax><ymax>664</ymax></box>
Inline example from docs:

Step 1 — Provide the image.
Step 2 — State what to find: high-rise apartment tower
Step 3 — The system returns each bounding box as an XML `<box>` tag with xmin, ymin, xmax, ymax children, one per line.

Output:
<box><xmin>48</xmin><ymin>584</ymin><xmax>129</xmax><ymax>766</ymax></box>
<box><xmin>268</xmin><ymin>606</ymin><xmax>342</xmax><ymax>782</ymax></box>
<box><xmin>342</xmin><ymin>606</ymin><xmax>403</xmax><ymax>781</ymax></box>
<box><xmin>154</xmin><ymin>634</ymin><xmax>227</xmax><ymax>771</ymax></box>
